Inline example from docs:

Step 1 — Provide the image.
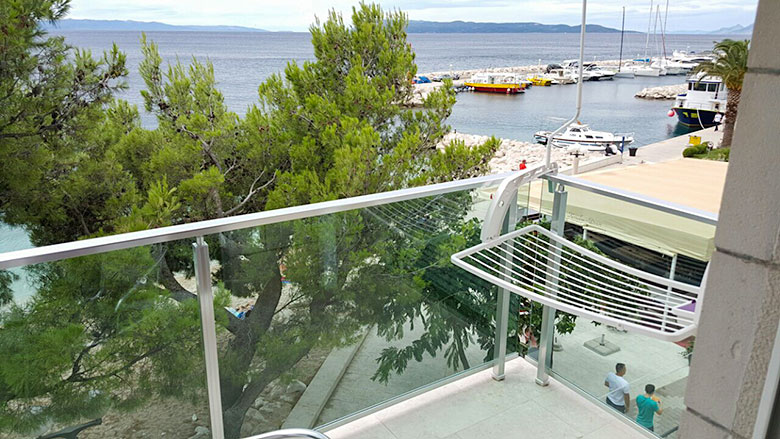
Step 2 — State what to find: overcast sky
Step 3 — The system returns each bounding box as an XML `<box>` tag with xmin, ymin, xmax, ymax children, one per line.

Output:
<box><xmin>67</xmin><ymin>0</ymin><xmax>758</xmax><ymax>32</ymax></box>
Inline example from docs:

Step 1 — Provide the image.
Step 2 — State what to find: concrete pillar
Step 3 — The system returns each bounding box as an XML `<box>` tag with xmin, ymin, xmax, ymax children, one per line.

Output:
<box><xmin>679</xmin><ymin>1</ymin><xmax>780</xmax><ymax>438</ymax></box>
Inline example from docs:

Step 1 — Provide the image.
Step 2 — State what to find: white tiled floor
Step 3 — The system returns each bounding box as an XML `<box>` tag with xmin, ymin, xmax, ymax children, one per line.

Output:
<box><xmin>325</xmin><ymin>358</ymin><xmax>650</xmax><ymax>439</ymax></box>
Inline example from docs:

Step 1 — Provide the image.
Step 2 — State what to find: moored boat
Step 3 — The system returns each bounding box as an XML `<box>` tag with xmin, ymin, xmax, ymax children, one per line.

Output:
<box><xmin>464</xmin><ymin>73</ymin><xmax>526</xmax><ymax>94</ymax></box>
<box><xmin>670</xmin><ymin>73</ymin><xmax>727</xmax><ymax>128</ymax></box>
<box><xmin>542</xmin><ymin>65</ymin><xmax>577</xmax><ymax>84</ymax></box>
<box><xmin>527</xmin><ymin>75</ymin><xmax>553</xmax><ymax>86</ymax></box>
<box><xmin>585</xmin><ymin>64</ymin><xmax>616</xmax><ymax>80</ymax></box>
<box><xmin>534</xmin><ymin>122</ymin><xmax>634</xmax><ymax>148</ymax></box>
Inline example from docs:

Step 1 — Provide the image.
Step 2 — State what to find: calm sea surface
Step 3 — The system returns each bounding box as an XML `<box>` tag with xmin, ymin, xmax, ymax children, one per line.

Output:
<box><xmin>51</xmin><ymin>30</ymin><xmax>727</xmax><ymax>140</ymax></box>
<box><xmin>2</xmin><ymin>31</ymin><xmax>731</xmax><ymax>300</ymax></box>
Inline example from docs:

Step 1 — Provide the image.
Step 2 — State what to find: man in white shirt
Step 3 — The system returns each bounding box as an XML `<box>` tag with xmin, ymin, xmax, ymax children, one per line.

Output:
<box><xmin>604</xmin><ymin>362</ymin><xmax>630</xmax><ymax>413</ymax></box>
<box><xmin>714</xmin><ymin>113</ymin><xmax>723</xmax><ymax>131</ymax></box>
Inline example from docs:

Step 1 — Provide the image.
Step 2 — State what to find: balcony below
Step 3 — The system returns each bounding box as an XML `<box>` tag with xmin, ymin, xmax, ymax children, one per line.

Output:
<box><xmin>326</xmin><ymin>357</ymin><xmax>651</xmax><ymax>439</ymax></box>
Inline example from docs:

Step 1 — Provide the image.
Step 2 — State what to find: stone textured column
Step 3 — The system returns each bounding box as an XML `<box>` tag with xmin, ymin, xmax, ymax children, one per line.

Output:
<box><xmin>679</xmin><ymin>1</ymin><xmax>780</xmax><ymax>438</ymax></box>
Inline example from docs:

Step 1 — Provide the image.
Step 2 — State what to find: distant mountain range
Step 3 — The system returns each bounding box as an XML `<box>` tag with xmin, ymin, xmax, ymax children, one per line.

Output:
<box><xmin>407</xmin><ymin>20</ymin><xmax>626</xmax><ymax>33</ymax></box>
<box><xmin>671</xmin><ymin>23</ymin><xmax>754</xmax><ymax>35</ymax></box>
<box><xmin>45</xmin><ymin>18</ymin><xmax>751</xmax><ymax>35</ymax></box>
<box><xmin>44</xmin><ymin>19</ymin><xmax>268</xmax><ymax>32</ymax></box>
<box><xmin>47</xmin><ymin>18</ymin><xmax>628</xmax><ymax>34</ymax></box>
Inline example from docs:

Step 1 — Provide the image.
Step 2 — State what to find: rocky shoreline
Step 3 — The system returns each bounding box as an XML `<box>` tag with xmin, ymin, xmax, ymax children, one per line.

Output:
<box><xmin>438</xmin><ymin>132</ymin><xmax>602</xmax><ymax>173</ymax></box>
<box><xmin>634</xmin><ymin>83</ymin><xmax>686</xmax><ymax>100</ymax></box>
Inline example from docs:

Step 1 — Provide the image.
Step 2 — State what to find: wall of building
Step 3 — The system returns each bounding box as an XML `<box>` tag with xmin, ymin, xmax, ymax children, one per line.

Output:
<box><xmin>679</xmin><ymin>0</ymin><xmax>780</xmax><ymax>437</ymax></box>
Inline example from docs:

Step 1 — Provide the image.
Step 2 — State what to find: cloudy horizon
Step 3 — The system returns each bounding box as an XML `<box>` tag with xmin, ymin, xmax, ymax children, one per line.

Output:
<box><xmin>66</xmin><ymin>1</ymin><xmax>757</xmax><ymax>33</ymax></box>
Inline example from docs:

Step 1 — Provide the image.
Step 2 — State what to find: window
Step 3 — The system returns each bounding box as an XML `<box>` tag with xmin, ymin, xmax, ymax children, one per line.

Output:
<box><xmin>707</xmin><ymin>83</ymin><xmax>718</xmax><ymax>92</ymax></box>
<box><xmin>694</xmin><ymin>83</ymin><xmax>707</xmax><ymax>91</ymax></box>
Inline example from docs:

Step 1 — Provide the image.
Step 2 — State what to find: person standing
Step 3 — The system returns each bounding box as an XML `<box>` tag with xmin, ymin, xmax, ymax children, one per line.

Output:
<box><xmin>714</xmin><ymin>112</ymin><xmax>723</xmax><ymax>131</ymax></box>
<box><xmin>518</xmin><ymin>159</ymin><xmax>527</xmax><ymax>170</ymax></box>
<box><xmin>604</xmin><ymin>363</ymin><xmax>630</xmax><ymax>413</ymax></box>
<box><xmin>636</xmin><ymin>384</ymin><xmax>663</xmax><ymax>431</ymax></box>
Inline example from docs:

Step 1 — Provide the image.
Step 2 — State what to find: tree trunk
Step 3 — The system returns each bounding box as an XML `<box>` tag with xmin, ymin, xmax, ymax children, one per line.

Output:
<box><xmin>219</xmin><ymin>264</ymin><xmax>283</xmax><ymax>409</ymax></box>
<box><xmin>454</xmin><ymin>330</ymin><xmax>471</xmax><ymax>370</ymax></box>
<box><xmin>222</xmin><ymin>343</ymin><xmax>312</xmax><ymax>439</ymax></box>
<box><xmin>721</xmin><ymin>89</ymin><xmax>741</xmax><ymax>148</ymax></box>
<box><xmin>155</xmin><ymin>245</ymin><xmax>244</xmax><ymax>333</ymax></box>
<box><xmin>221</xmin><ymin>273</ymin><xmax>333</xmax><ymax>439</ymax></box>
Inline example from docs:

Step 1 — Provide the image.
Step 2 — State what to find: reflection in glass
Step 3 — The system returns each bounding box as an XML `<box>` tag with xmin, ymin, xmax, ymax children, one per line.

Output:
<box><xmin>0</xmin><ymin>244</ymin><xmax>211</xmax><ymax>438</ymax></box>
<box><xmin>206</xmin><ymin>188</ymin><xmax>502</xmax><ymax>437</ymax></box>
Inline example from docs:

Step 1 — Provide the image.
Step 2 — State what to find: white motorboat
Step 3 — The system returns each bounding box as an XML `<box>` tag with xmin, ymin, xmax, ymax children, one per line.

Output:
<box><xmin>670</xmin><ymin>73</ymin><xmax>727</xmax><ymax>128</ymax></box>
<box><xmin>671</xmin><ymin>50</ymin><xmax>715</xmax><ymax>64</ymax></box>
<box><xmin>585</xmin><ymin>64</ymin><xmax>616</xmax><ymax>80</ymax></box>
<box><xmin>534</xmin><ymin>122</ymin><xmax>634</xmax><ymax>149</ymax></box>
<box><xmin>651</xmin><ymin>58</ymin><xmax>693</xmax><ymax>75</ymax></box>
<box><xmin>562</xmin><ymin>60</ymin><xmax>601</xmax><ymax>81</ymax></box>
<box><xmin>542</xmin><ymin>67</ymin><xmax>577</xmax><ymax>85</ymax></box>
<box><xmin>622</xmin><ymin>61</ymin><xmax>663</xmax><ymax>77</ymax></box>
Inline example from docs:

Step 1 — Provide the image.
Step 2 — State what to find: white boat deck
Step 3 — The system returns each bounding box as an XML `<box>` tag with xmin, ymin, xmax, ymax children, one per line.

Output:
<box><xmin>325</xmin><ymin>357</ymin><xmax>651</xmax><ymax>439</ymax></box>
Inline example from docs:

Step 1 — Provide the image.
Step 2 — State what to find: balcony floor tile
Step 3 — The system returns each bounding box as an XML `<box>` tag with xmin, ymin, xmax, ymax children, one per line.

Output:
<box><xmin>325</xmin><ymin>358</ymin><xmax>649</xmax><ymax>439</ymax></box>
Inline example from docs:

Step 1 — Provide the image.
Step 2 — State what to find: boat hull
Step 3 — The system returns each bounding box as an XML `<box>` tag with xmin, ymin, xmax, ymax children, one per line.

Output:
<box><xmin>673</xmin><ymin>107</ymin><xmax>721</xmax><ymax>127</ymax></box>
<box><xmin>464</xmin><ymin>82</ymin><xmax>524</xmax><ymax>94</ymax></box>
<box><xmin>634</xmin><ymin>69</ymin><xmax>660</xmax><ymax>77</ymax></box>
<box><xmin>534</xmin><ymin>133</ymin><xmax>633</xmax><ymax>147</ymax></box>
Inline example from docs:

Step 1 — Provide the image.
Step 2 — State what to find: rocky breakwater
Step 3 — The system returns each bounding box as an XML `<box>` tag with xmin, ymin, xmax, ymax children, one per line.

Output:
<box><xmin>420</xmin><ymin>59</ymin><xmax>622</xmax><ymax>82</ymax></box>
<box><xmin>407</xmin><ymin>81</ymin><xmax>457</xmax><ymax>107</ymax></box>
<box><xmin>635</xmin><ymin>83</ymin><xmax>686</xmax><ymax>100</ymax></box>
<box><xmin>438</xmin><ymin>132</ymin><xmax>600</xmax><ymax>173</ymax></box>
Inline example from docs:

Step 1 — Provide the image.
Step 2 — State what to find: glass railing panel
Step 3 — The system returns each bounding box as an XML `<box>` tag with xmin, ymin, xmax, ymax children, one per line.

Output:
<box><xmin>530</xmin><ymin>181</ymin><xmax>712</xmax><ymax>438</ymax></box>
<box><xmin>0</xmin><ymin>241</ymin><xmax>212</xmax><ymax>439</ymax></box>
<box><xmin>201</xmin><ymin>187</ymin><xmax>502</xmax><ymax>437</ymax></box>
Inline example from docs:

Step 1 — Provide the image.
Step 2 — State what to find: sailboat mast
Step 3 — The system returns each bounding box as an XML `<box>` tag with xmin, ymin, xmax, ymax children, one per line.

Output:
<box><xmin>618</xmin><ymin>7</ymin><xmax>625</xmax><ymax>72</ymax></box>
<box><xmin>644</xmin><ymin>0</ymin><xmax>653</xmax><ymax>62</ymax></box>
<box><xmin>652</xmin><ymin>6</ymin><xmax>660</xmax><ymax>60</ymax></box>
<box><xmin>661</xmin><ymin>0</ymin><xmax>669</xmax><ymax>59</ymax></box>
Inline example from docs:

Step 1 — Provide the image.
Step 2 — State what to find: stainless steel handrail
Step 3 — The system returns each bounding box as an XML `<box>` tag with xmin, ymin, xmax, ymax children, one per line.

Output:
<box><xmin>0</xmin><ymin>171</ymin><xmax>719</xmax><ymax>270</ymax></box>
<box><xmin>544</xmin><ymin>173</ymin><xmax>719</xmax><ymax>226</ymax></box>
<box><xmin>243</xmin><ymin>429</ymin><xmax>329</xmax><ymax>439</ymax></box>
<box><xmin>0</xmin><ymin>172</ymin><xmax>512</xmax><ymax>269</ymax></box>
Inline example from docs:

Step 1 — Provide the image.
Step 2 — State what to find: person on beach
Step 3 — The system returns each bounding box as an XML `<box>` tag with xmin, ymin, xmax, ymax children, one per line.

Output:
<box><xmin>636</xmin><ymin>384</ymin><xmax>663</xmax><ymax>431</ymax></box>
<box><xmin>604</xmin><ymin>363</ymin><xmax>630</xmax><ymax>413</ymax></box>
<box><xmin>518</xmin><ymin>159</ymin><xmax>527</xmax><ymax>170</ymax></box>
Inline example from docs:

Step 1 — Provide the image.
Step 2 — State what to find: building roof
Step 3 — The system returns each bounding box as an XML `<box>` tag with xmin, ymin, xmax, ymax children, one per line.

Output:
<box><xmin>530</xmin><ymin>159</ymin><xmax>727</xmax><ymax>260</ymax></box>
<box><xmin>579</xmin><ymin>158</ymin><xmax>728</xmax><ymax>214</ymax></box>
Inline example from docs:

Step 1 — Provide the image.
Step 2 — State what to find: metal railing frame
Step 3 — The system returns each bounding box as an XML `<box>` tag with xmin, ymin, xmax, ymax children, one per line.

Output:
<box><xmin>0</xmin><ymin>172</ymin><xmax>514</xmax><ymax>270</ymax></box>
<box><xmin>0</xmin><ymin>171</ymin><xmax>719</xmax><ymax>438</ymax></box>
<box><xmin>243</xmin><ymin>429</ymin><xmax>329</xmax><ymax>439</ymax></box>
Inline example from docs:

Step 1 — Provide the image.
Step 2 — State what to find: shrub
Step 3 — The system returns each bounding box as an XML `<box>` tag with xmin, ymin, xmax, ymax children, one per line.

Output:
<box><xmin>683</xmin><ymin>143</ymin><xmax>708</xmax><ymax>157</ymax></box>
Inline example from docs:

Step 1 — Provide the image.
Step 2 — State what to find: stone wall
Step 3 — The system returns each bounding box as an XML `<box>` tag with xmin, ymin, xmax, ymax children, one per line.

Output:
<box><xmin>679</xmin><ymin>1</ymin><xmax>780</xmax><ymax>437</ymax></box>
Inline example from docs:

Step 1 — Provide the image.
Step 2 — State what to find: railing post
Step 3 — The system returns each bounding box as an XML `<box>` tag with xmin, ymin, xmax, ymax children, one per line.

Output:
<box><xmin>660</xmin><ymin>253</ymin><xmax>678</xmax><ymax>331</ymax></box>
<box><xmin>536</xmin><ymin>185</ymin><xmax>567</xmax><ymax>386</ymax></box>
<box><xmin>193</xmin><ymin>237</ymin><xmax>226</xmax><ymax>439</ymax></box>
<box><xmin>492</xmin><ymin>188</ymin><xmax>519</xmax><ymax>381</ymax></box>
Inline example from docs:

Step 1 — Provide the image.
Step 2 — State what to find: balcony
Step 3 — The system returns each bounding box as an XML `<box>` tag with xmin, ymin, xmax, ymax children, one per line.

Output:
<box><xmin>0</xmin><ymin>164</ymin><xmax>715</xmax><ymax>439</ymax></box>
<box><xmin>326</xmin><ymin>356</ymin><xmax>647</xmax><ymax>439</ymax></box>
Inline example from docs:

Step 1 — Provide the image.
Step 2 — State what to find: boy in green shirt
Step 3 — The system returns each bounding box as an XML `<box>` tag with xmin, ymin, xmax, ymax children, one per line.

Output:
<box><xmin>636</xmin><ymin>384</ymin><xmax>663</xmax><ymax>431</ymax></box>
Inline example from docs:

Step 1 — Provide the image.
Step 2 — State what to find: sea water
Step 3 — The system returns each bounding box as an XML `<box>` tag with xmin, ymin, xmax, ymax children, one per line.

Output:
<box><xmin>2</xmin><ymin>31</ymin><xmax>731</xmax><ymax>302</ymax></box>
<box><xmin>51</xmin><ymin>30</ymin><xmax>725</xmax><ymax>141</ymax></box>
